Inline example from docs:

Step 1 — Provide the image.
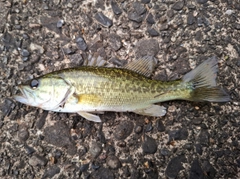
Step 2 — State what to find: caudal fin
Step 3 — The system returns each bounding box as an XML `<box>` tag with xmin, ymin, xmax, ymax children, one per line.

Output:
<box><xmin>183</xmin><ymin>56</ymin><xmax>230</xmax><ymax>102</ymax></box>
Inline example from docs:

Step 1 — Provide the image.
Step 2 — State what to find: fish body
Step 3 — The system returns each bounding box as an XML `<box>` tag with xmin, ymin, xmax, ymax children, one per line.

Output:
<box><xmin>14</xmin><ymin>56</ymin><xmax>229</xmax><ymax>122</ymax></box>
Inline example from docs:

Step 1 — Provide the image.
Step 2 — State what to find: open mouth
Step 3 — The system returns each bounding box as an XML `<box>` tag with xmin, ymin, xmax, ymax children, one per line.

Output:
<box><xmin>13</xmin><ymin>86</ymin><xmax>29</xmax><ymax>104</ymax></box>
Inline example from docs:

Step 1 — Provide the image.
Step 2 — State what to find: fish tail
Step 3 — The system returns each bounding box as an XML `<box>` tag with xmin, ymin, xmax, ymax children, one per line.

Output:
<box><xmin>183</xmin><ymin>56</ymin><xmax>230</xmax><ymax>102</ymax></box>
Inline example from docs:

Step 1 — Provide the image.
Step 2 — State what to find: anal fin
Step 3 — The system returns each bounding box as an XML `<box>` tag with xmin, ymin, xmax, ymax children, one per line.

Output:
<box><xmin>77</xmin><ymin>111</ymin><xmax>102</xmax><ymax>122</ymax></box>
<box><xmin>133</xmin><ymin>105</ymin><xmax>166</xmax><ymax>117</ymax></box>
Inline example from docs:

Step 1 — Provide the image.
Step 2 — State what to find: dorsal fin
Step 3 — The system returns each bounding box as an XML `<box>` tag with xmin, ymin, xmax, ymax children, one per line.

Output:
<box><xmin>124</xmin><ymin>56</ymin><xmax>157</xmax><ymax>77</ymax></box>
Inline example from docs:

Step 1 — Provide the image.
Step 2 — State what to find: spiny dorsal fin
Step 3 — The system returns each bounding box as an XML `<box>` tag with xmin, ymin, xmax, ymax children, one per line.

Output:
<box><xmin>124</xmin><ymin>56</ymin><xmax>158</xmax><ymax>77</ymax></box>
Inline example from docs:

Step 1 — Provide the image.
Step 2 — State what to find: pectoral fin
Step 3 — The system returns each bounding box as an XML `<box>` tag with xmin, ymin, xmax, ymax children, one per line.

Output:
<box><xmin>77</xmin><ymin>111</ymin><xmax>102</xmax><ymax>122</ymax></box>
<box><xmin>133</xmin><ymin>105</ymin><xmax>166</xmax><ymax>117</ymax></box>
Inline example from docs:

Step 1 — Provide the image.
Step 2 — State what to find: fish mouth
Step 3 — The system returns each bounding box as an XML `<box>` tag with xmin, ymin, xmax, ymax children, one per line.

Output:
<box><xmin>13</xmin><ymin>86</ymin><xmax>31</xmax><ymax>104</ymax></box>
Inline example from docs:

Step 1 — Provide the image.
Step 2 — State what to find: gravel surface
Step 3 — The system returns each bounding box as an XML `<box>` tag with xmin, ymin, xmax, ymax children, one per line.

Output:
<box><xmin>0</xmin><ymin>0</ymin><xmax>240</xmax><ymax>178</ymax></box>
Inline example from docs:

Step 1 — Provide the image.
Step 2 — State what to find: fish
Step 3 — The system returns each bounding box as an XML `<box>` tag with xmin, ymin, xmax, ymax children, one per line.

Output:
<box><xmin>14</xmin><ymin>56</ymin><xmax>230</xmax><ymax>122</ymax></box>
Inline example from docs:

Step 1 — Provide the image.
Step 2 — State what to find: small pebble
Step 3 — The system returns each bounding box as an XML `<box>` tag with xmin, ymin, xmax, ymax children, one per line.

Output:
<box><xmin>202</xmin><ymin>161</ymin><xmax>216</xmax><ymax>178</ymax></box>
<box><xmin>133</xmin><ymin>2</ymin><xmax>146</xmax><ymax>15</ymax></box>
<box><xmin>142</xmin><ymin>136</ymin><xmax>157</xmax><ymax>154</ymax></box>
<box><xmin>146</xmin><ymin>13</ymin><xmax>155</xmax><ymax>24</ymax></box>
<box><xmin>128</xmin><ymin>11</ymin><xmax>144</xmax><ymax>23</ymax></box>
<box><xmin>141</xmin><ymin>0</ymin><xmax>150</xmax><ymax>4</ymax></box>
<box><xmin>195</xmin><ymin>143</ymin><xmax>203</xmax><ymax>155</ymax></box>
<box><xmin>94</xmin><ymin>12</ymin><xmax>113</xmax><ymax>27</ymax></box>
<box><xmin>80</xmin><ymin>163</ymin><xmax>89</xmax><ymax>172</ymax></box>
<box><xmin>22</xmin><ymin>57</ymin><xmax>29</xmax><ymax>62</ymax></box>
<box><xmin>36</xmin><ymin>111</ymin><xmax>48</xmax><ymax>129</ymax></box>
<box><xmin>29</xmin><ymin>154</ymin><xmax>48</xmax><ymax>166</ymax></box>
<box><xmin>111</xmin><ymin>0</ymin><xmax>122</xmax><ymax>15</ymax></box>
<box><xmin>0</xmin><ymin>98</ymin><xmax>15</xmax><ymax>118</ymax></box>
<box><xmin>114</xmin><ymin>121</ymin><xmax>133</xmax><ymax>140</ymax></box>
<box><xmin>18</xmin><ymin>127</ymin><xmax>29</xmax><ymax>142</ymax></box>
<box><xmin>234</xmin><ymin>23</ymin><xmax>240</xmax><ymax>30</ymax></box>
<box><xmin>198</xmin><ymin>129</ymin><xmax>209</xmax><ymax>146</ymax></box>
<box><xmin>145</xmin><ymin>122</ymin><xmax>153</xmax><ymax>132</ymax></box>
<box><xmin>21</xmin><ymin>49</ymin><xmax>30</xmax><ymax>57</ymax></box>
<box><xmin>172</xmin><ymin>1</ymin><xmax>185</xmax><ymax>11</ymax></box>
<box><xmin>196</xmin><ymin>0</ymin><xmax>208</xmax><ymax>4</ymax></box>
<box><xmin>24</xmin><ymin>145</ymin><xmax>35</xmax><ymax>155</ymax></box>
<box><xmin>134</xmin><ymin>124</ymin><xmax>143</xmax><ymax>134</ymax></box>
<box><xmin>57</xmin><ymin>19</ymin><xmax>64</xmax><ymax>28</ymax></box>
<box><xmin>108</xmin><ymin>33</ymin><xmax>122</xmax><ymax>51</ymax></box>
<box><xmin>160</xmin><ymin>148</ymin><xmax>170</xmax><ymax>156</ymax></box>
<box><xmin>91</xmin><ymin>168</ymin><xmax>114</xmax><ymax>179</ymax></box>
<box><xmin>156</xmin><ymin>119</ymin><xmax>165</xmax><ymax>132</ymax></box>
<box><xmin>225</xmin><ymin>9</ymin><xmax>234</xmax><ymax>15</ymax></box>
<box><xmin>147</xmin><ymin>28</ymin><xmax>159</xmax><ymax>37</ymax></box>
<box><xmin>187</xmin><ymin>12</ymin><xmax>195</xmax><ymax>25</ymax></box>
<box><xmin>168</xmin><ymin>128</ymin><xmax>188</xmax><ymax>141</ymax></box>
<box><xmin>189</xmin><ymin>159</ymin><xmax>204</xmax><ymax>179</ymax></box>
<box><xmin>192</xmin><ymin>118</ymin><xmax>203</xmax><ymax>125</ymax></box>
<box><xmin>107</xmin><ymin>155</ymin><xmax>121</xmax><ymax>169</ymax></box>
<box><xmin>42</xmin><ymin>165</ymin><xmax>60</xmax><ymax>178</ymax></box>
<box><xmin>165</xmin><ymin>155</ymin><xmax>186</xmax><ymax>178</ymax></box>
<box><xmin>89</xmin><ymin>142</ymin><xmax>102</xmax><ymax>158</ymax></box>
<box><xmin>76</xmin><ymin>37</ymin><xmax>88</xmax><ymax>51</ymax></box>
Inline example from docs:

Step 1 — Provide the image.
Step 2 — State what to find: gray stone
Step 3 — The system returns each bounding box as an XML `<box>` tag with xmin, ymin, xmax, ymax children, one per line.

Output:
<box><xmin>172</xmin><ymin>1</ymin><xmax>185</xmax><ymax>11</ymax></box>
<box><xmin>156</xmin><ymin>119</ymin><xmax>165</xmax><ymax>132</ymax></box>
<box><xmin>94</xmin><ymin>12</ymin><xmax>113</xmax><ymax>27</ymax></box>
<box><xmin>128</xmin><ymin>11</ymin><xmax>144</xmax><ymax>23</ymax></box>
<box><xmin>76</xmin><ymin>37</ymin><xmax>88</xmax><ymax>51</ymax></box>
<box><xmin>187</xmin><ymin>12</ymin><xmax>195</xmax><ymax>25</ymax></box>
<box><xmin>18</xmin><ymin>126</ymin><xmax>29</xmax><ymax>142</ymax></box>
<box><xmin>89</xmin><ymin>141</ymin><xmax>102</xmax><ymax>158</ymax></box>
<box><xmin>29</xmin><ymin>154</ymin><xmax>48</xmax><ymax>166</ymax></box>
<box><xmin>196</xmin><ymin>0</ymin><xmax>208</xmax><ymax>4</ymax></box>
<box><xmin>141</xmin><ymin>0</ymin><xmax>150</xmax><ymax>4</ymax></box>
<box><xmin>56</xmin><ymin>19</ymin><xmax>64</xmax><ymax>28</ymax></box>
<box><xmin>108</xmin><ymin>33</ymin><xmax>122</xmax><ymax>51</ymax></box>
<box><xmin>90</xmin><ymin>168</ymin><xmax>114</xmax><ymax>179</ymax></box>
<box><xmin>111</xmin><ymin>0</ymin><xmax>122</xmax><ymax>15</ymax></box>
<box><xmin>198</xmin><ymin>129</ymin><xmax>209</xmax><ymax>146</ymax></box>
<box><xmin>0</xmin><ymin>98</ymin><xmax>15</xmax><ymax>119</ymax></box>
<box><xmin>189</xmin><ymin>159</ymin><xmax>204</xmax><ymax>179</ymax></box>
<box><xmin>147</xmin><ymin>28</ymin><xmax>159</xmax><ymax>37</ymax></box>
<box><xmin>142</xmin><ymin>136</ymin><xmax>157</xmax><ymax>154</ymax></box>
<box><xmin>21</xmin><ymin>49</ymin><xmax>30</xmax><ymax>57</ymax></box>
<box><xmin>107</xmin><ymin>155</ymin><xmax>121</xmax><ymax>169</ymax></box>
<box><xmin>114</xmin><ymin>121</ymin><xmax>134</xmax><ymax>140</ymax></box>
<box><xmin>133</xmin><ymin>2</ymin><xmax>146</xmax><ymax>15</ymax></box>
<box><xmin>146</xmin><ymin>13</ymin><xmax>155</xmax><ymax>24</ymax></box>
<box><xmin>44</xmin><ymin>121</ymin><xmax>77</xmax><ymax>155</ymax></box>
<box><xmin>165</xmin><ymin>155</ymin><xmax>186</xmax><ymax>178</ymax></box>
<box><xmin>42</xmin><ymin>165</ymin><xmax>60</xmax><ymax>178</ymax></box>
<box><xmin>168</xmin><ymin>128</ymin><xmax>188</xmax><ymax>141</ymax></box>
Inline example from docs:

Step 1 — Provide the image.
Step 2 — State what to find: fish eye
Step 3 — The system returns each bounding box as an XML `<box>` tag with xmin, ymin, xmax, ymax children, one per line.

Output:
<box><xmin>30</xmin><ymin>79</ymin><xmax>39</xmax><ymax>89</ymax></box>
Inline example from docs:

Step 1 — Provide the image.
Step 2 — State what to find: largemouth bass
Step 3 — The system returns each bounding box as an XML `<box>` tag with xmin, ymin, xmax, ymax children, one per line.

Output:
<box><xmin>14</xmin><ymin>56</ymin><xmax>229</xmax><ymax>122</ymax></box>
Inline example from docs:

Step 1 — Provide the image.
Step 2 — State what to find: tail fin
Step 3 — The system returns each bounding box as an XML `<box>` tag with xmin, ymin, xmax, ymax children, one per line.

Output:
<box><xmin>183</xmin><ymin>56</ymin><xmax>230</xmax><ymax>102</ymax></box>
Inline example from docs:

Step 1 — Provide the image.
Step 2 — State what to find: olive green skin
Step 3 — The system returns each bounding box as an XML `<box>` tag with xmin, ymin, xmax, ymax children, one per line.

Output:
<box><xmin>43</xmin><ymin>66</ymin><xmax>192</xmax><ymax>112</ymax></box>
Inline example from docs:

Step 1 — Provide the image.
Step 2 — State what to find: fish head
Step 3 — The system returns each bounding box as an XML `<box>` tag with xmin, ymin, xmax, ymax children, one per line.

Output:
<box><xmin>14</xmin><ymin>75</ymin><xmax>72</xmax><ymax>110</ymax></box>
